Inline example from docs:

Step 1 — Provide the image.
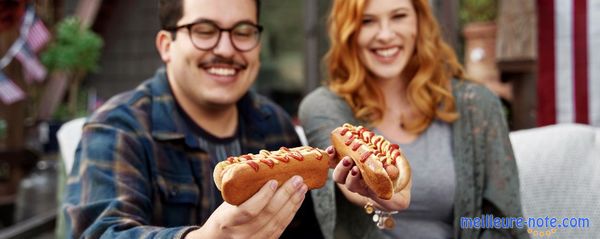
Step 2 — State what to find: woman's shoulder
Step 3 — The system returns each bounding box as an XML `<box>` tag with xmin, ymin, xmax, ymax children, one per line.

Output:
<box><xmin>301</xmin><ymin>86</ymin><xmax>342</xmax><ymax>104</ymax></box>
<box><xmin>452</xmin><ymin>79</ymin><xmax>501</xmax><ymax>108</ymax></box>
<box><xmin>298</xmin><ymin>86</ymin><xmax>357</xmax><ymax>125</ymax></box>
<box><xmin>299</xmin><ymin>86</ymin><xmax>349</xmax><ymax>113</ymax></box>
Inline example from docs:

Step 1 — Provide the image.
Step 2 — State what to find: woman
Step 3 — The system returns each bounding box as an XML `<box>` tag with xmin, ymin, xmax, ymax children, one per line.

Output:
<box><xmin>298</xmin><ymin>0</ymin><xmax>529</xmax><ymax>238</ymax></box>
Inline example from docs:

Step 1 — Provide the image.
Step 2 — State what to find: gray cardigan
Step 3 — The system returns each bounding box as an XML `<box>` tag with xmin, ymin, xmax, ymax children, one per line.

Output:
<box><xmin>298</xmin><ymin>80</ymin><xmax>530</xmax><ymax>239</ymax></box>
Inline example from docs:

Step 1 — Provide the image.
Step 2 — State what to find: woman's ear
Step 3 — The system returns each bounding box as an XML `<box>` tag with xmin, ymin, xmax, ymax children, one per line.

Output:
<box><xmin>156</xmin><ymin>30</ymin><xmax>173</xmax><ymax>63</ymax></box>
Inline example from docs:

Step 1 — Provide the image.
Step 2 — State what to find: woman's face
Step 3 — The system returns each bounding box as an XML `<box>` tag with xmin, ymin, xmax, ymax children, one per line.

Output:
<box><xmin>357</xmin><ymin>0</ymin><xmax>417</xmax><ymax>81</ymax></box>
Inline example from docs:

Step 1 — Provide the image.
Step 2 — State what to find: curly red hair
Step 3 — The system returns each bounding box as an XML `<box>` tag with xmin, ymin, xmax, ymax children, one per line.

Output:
<box><xmin>325</xmin><ymin>0</ymin><xmax>469</xmax><ymax>134</ymax></box>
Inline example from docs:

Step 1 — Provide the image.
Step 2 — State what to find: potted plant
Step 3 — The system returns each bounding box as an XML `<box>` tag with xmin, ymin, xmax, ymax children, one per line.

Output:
<box><xmin>460</xmin><ymin>0</ymin><xmax>498</xmax><ymax>71</ymax></box>
<box><xmin>460</xmin><ymin>0</ymin><xmax>511</xmax><ymax>101</ymax></box>
<box><xmin>40</xmin><ymin>17</ymin><xmax>103</xmax><ymax>120</ymax></box>
<box><xmin>460</xmin><ymin>0</ymin><xmax>498</xmax><ymax>25</ymax></box>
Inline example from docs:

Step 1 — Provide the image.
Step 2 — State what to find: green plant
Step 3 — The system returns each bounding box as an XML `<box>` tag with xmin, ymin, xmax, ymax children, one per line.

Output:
<box><xmin>41</xmin><ymin>17</ymin><xmax>103</xmax><ymax>72</ymax></box>
<box><xmin>0</xmin><ymin>119</ymin><xmax>6</xmax><ymax>140</ymax></box>
<box><xmin>51</xmin><ymin>89</ymin><xmax>89</xmax><ymax>122</ymax></box>
<box><xmin>460</xmin><ymin>0</ymin><xmax>498</xmax><ymax>24</ymax></box>
<box><xmin>40</xmin><ymin>17</ymin><xmax>103</xmax><ymax>119</ymax></box>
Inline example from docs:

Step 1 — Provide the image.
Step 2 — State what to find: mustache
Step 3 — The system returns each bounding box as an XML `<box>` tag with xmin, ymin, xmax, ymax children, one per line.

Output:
<box><xmin>199</xmin><ymin>56</ymin><xmax>247</xmax><ymax>70</ymax></box>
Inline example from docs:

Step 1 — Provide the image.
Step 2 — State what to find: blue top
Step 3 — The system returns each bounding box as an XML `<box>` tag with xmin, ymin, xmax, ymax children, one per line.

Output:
<box><xmin>63</xmin><ymin>68</ymin><xmax>317</xmax><ymax>238</ymax></box>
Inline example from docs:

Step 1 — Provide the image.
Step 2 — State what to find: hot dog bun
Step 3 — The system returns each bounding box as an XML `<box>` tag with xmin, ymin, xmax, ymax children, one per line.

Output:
<box><xmin>331</xmin><ymin>123</ymin><xmax>411</xmax><ymax>200</ymax></box>
<box><xmin>213</xmin><ymin>146</ymin><xmax>329</xmax><ymax>205</ymax></box>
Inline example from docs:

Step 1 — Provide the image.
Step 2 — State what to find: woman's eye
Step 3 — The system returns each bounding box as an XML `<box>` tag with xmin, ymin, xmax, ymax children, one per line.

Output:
<box><xmin>361</xmin><ymin>18</ymin><xmax>374</xmax><ymax>25</ymax></box>
<box><xmin>392</xmin><ymin>13</ymin><xmax>407</xmax><ymax>20</ymax></box>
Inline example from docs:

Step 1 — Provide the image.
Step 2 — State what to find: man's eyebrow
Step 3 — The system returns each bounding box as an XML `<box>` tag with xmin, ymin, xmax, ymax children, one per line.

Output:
<box><xmin>184</xmin><ymin>17</ymin><xmax>258</xmax><ymax>26</ymax></box>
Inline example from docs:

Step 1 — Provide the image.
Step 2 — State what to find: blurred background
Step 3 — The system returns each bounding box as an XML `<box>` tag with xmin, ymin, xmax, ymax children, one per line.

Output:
<box><xmin>0</xmin><ymin>0</ymin><xmax>598</xmax><ymax>238</ymax></box>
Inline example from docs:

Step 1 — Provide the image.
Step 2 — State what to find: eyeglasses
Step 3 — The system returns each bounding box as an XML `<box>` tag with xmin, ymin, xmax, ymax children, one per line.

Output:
<box><xmin>166</xmin><ymin>20</ymin><xmax>263</xmax><ymax>52</ymax></box>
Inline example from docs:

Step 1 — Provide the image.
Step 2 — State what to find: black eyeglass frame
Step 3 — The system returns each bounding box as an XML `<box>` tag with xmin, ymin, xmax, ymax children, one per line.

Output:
<box><xmin>165</xmin><ymin>19</ymin><xmax>264</xmax><ymax>52</ymax></box>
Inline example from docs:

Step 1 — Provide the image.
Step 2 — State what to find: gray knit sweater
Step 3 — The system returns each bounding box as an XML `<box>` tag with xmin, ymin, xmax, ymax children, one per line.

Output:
<box><xmin>298</xmin><ymin>80</ymin><xmax>530</xmax><ymax>239</ymax></box>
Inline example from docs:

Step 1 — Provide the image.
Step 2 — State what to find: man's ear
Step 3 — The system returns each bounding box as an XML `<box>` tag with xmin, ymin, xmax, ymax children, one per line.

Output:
<box><xmin>156</xmin><ymin>30</ymin><xmax>173</xmax><ymax>63</ymax></box>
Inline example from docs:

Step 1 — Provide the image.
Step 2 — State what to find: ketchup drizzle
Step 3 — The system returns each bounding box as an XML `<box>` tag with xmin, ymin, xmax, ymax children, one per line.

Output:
<box><xmin>315</xmin><ymin>151</ymin><xmax>323</xmax><ymax>160</ymax></box>
<box><xmin>241</xmin><ymin>155</ymin><xmax>253</xmax><ymax>161</ymax></box>
<box><xmin>246</xmin><ymin>161</ymin><xmax>259</xmax><ymax>172</ymax></box>
<box><xmin>276</xmin><ymin>155</ymin><xmax>290</xmax><ymax>163</ymax></box>
<box><xmin>358</xmin><ymin>127</ymin><xmax>366</xmax><ymax>135</ymax></box>
<box><xmin>289</xmin><ymin>151</ymin><xmax>304</xmax><ymax>161</ymax></box>
<box><xmin>260</xmin><ymin>159</ymin><xmax>275</xmax><ymax>168</ymax></box>
<box><xmin>351</xmin><ymin>142</ymin><xmax>361</xmax><ymax>151</ymax></box>
<box><xmin>345</xmin><ymin>135</ymin><xmax>355</xmax><ymax>146</ymax></box>
<box><xmin>360</xmin><ymin>151</ymin><xmax>373</xmax><ymax>163</ymax></box>
<box><xmin>372</xmin><ymin>137</ymin><xmax>381</xmax><ymax>146</ymax></box>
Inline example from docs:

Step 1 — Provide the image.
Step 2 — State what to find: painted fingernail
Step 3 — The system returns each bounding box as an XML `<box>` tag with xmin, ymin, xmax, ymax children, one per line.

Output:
<box><xmin>326</xmin><ymin>147</ymin><xmax>334</xmax><ymax>154</ymax></box>
<box><xmin>342</xmin><ymin>159</ymin><xmax>351</xmax><ymax>167</ymax></box>
<box><xmin>270</xmin><ymin>180</ymin><xmax>278</xmax><ymax>190</ymax></box>
<box><xmin>351</xmin><ymin>168</ymin><xmax>358</xmax><ymax>176</ymax></box>
<box><xmin>293</xmin><ymin>176</ymin><xmax>304</xmax><ymax>188</ymax></box>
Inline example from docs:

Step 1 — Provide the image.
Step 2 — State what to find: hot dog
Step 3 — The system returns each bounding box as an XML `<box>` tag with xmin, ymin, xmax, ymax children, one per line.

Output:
<box><xmin>330</xmin><ymin>123</ymin><xmax>411</xmax><ymax>200</ymax></box>
<box><xmin>213</xmin><ymin>146</ymin><xmax>329</xmax><ymax>205</ymax></box>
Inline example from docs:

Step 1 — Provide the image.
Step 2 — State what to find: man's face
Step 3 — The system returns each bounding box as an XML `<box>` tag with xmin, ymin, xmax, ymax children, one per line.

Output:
<box><xmin>162</xmin><ymin>0</ymin><xmax>260</xmax><ymax>110</ymax></box>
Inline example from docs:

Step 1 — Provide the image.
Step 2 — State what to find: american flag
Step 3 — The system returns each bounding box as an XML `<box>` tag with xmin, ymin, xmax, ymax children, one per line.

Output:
<box><xmin>0</xmin><ymin>72</ymin><xmax>26</xmax><ymax>105</ymax></box>
<box><xmin>26</xmin><ymin>17</ymin><xmax>50</xmax><ymax>53</ymax></box>
<box><xmin>537</xmin><ymin>0</ymin><xmax>600</xmax><ymax>126</ymax></box>
<box><xmin>15</xmin><ymin>44</ymin><xmax>47</xmax><ymax>83</ymax></box>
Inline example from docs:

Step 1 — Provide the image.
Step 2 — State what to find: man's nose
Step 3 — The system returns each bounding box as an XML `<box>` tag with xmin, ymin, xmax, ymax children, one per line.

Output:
<box><xmin>212</xmin><ymin>32</ymin><xmax>236</xmax><ymax>57</ymax></box>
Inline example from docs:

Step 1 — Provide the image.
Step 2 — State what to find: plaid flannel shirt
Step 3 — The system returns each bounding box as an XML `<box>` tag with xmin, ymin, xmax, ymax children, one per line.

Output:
<box><xmin>63</xmin><ymin>68</ymin><xmax>308</xmax><ymax>238</ymax></box>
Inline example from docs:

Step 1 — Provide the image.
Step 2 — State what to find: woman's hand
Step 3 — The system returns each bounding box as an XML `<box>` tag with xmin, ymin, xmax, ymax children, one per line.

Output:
<box><xmin>326</xmin><ymin>146</ymin><xmax>411</xmax><ymax>211</ymax></box>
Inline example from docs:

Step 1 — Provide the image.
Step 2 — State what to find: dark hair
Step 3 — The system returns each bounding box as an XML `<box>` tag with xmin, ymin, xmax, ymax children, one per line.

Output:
<box><xmin>159</xmin><ymin>0</ymin><xmax>261</xmax><ymax>30</ymax></box>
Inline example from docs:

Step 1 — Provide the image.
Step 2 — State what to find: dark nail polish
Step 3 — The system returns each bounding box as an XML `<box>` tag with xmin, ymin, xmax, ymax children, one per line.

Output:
<box><xmin>351</xmin><ymin>168</ymin><xmax>358</xmax><ymax>176</ymax></box>
<box><xmin>342</xmin><ymin>159</ymin><xmax>351</xmax><ymax>167</ymax></box>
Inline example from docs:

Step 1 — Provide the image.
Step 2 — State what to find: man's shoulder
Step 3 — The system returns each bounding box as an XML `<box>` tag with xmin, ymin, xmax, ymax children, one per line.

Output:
<box><xmin>243</xmin><ymin>91</ymin><xmax>291</xmax><ymax>119</ymax></box>
<box><xmin>239</xmin><ymin>91</ymin><xmax>301</xmax><ymax>150</ymax></box>
<box><xmin>86</xmin><ymin>78</ymin><xmax>156</xmax><ymax>131</ymax></box>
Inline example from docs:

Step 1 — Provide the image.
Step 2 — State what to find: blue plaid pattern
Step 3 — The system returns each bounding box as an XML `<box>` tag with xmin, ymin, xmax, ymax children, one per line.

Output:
<box><xmin>63</xmin><ymin>68</ymin><xmax>302</xmax><ymax>238</ymax></box>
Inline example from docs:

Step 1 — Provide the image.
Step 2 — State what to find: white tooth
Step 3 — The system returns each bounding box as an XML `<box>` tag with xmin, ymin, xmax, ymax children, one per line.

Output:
<box><xmin>375</xmin><ymin>47</ymin><xmax>399</xmax><ymax>57</ymax></box>
<box><xmin>208</xmin><ymin>68</ymin><xmax>235</xmax><ymax>76</ymax></box>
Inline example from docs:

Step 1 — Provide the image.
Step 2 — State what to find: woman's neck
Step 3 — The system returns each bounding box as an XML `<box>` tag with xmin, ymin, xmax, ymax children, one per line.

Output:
<box><xmin>374</xmin><ymin>75</ymin><xmax>419</xmax><ymax>144</ymax></box>
<box><xmin>376</xmin><ymin>75</ymin><xmax>409</xmax><ymax>109</ymax></box>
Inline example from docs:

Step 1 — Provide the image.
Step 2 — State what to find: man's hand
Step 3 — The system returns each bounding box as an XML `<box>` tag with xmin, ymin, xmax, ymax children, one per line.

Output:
<box><xmin>186</xmin><ymin>176</ymin><xmax>308</xmax><ymax>239</ymax></box>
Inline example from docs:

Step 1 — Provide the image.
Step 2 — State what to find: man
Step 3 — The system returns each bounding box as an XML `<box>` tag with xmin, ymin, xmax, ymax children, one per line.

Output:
<box><xmin>63</xmin><ymin>0</ymin><xmax>323</xmax><ymax>238</ymax></box>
